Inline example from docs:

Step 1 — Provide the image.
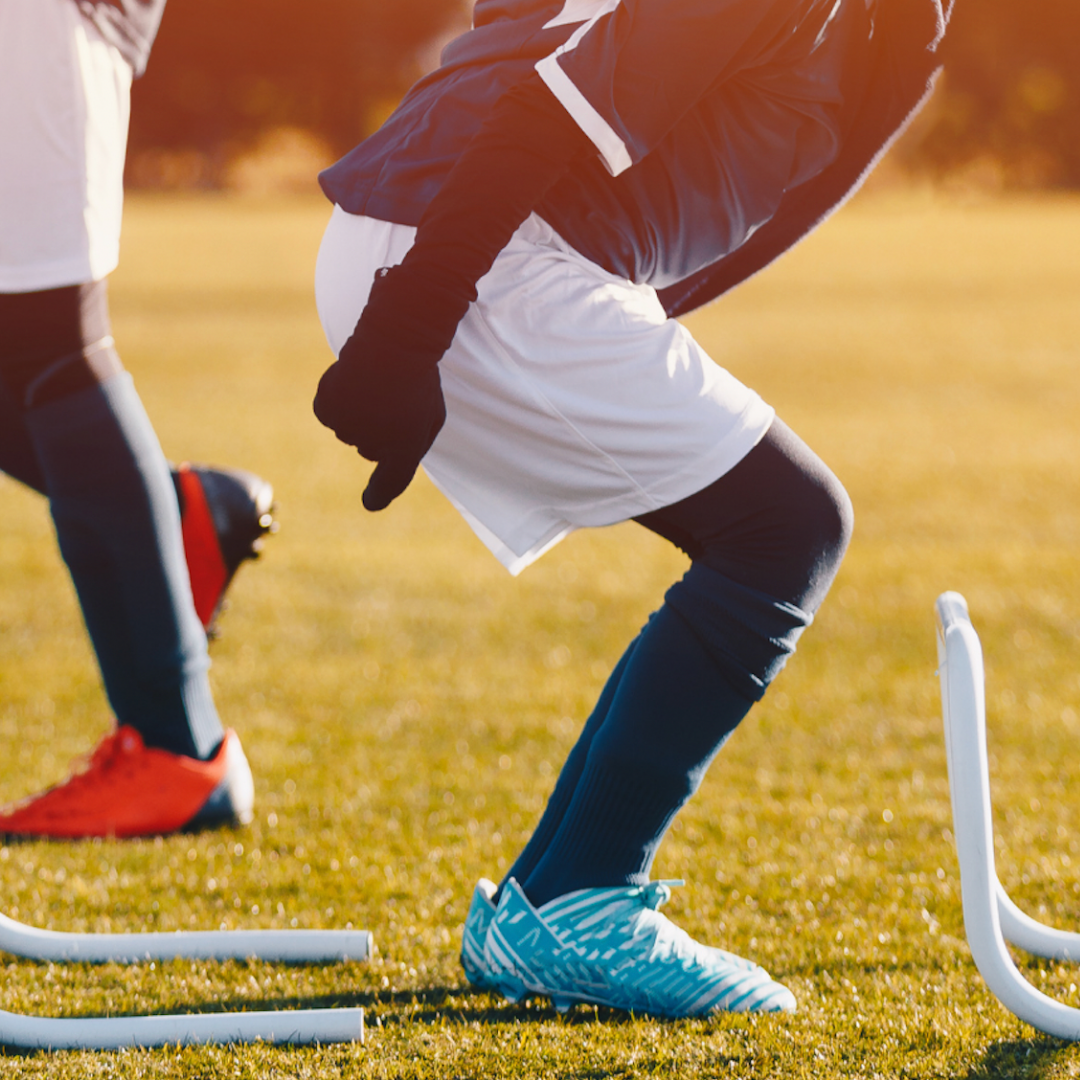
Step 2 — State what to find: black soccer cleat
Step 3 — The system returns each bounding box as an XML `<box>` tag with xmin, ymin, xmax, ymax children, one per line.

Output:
<box><xmin>172</xmin><ymin>463</ymin><xmax>277</xmax><ymax>636</ymax></box>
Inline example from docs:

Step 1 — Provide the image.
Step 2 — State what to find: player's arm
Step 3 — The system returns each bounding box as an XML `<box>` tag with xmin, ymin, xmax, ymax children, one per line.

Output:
<box><xmin>313</xmin><ymin>73</ymin><xmax>594</xmax><ymax>512</ymax></box>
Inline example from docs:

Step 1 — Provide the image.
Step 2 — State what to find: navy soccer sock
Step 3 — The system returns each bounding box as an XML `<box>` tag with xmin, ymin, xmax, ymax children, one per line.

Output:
<box><xmin>500</xmin><ymin>642</ymin><xmax>638</xmax><ymax>895</ymax></box>
<box><xmin>24</xmin><ymin>371</ymin><xmax>224</xmax><ymax>760</ymax></box>
<box><xmin>520</xmin><ymin>564</ymin><xmax>811</xmax><ymax>907</ymax></box>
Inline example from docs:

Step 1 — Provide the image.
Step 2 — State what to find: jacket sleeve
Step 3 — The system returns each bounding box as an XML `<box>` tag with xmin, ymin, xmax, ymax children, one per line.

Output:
<box><xmin>657</xmin><ymin>0</ymin><xmax>951</xmax><ymax>317</ymax></box>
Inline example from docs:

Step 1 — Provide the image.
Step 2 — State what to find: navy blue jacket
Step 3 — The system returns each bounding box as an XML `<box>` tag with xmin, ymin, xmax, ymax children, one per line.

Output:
<box><xmin>321</xmin><ymin>0</ymin><xmax>952</xmax><ymax>316</ymax></box>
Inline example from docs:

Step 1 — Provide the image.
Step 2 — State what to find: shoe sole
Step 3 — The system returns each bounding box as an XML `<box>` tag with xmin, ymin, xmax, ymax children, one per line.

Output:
<box><xmin>506</xmin><ymin>983</ymin><xmax>795</xmax><ymax>1017</ymax></box>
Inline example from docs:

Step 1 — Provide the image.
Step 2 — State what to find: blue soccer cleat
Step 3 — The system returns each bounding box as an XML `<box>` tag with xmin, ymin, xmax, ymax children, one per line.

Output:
<box><xmin>460</xmin><ymin>878</ymin><xmax>500</xmax><ymax>991</ymax></box>
<box><xmin>483</xmin><ymin>877</ymin><xmax>796</xmax><ymax>1018</ymax></box>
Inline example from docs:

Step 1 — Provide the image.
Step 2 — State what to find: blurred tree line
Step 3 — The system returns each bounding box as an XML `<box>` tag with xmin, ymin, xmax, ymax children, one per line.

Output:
<box><xmin>127</xmin><ymin>0</ymin><xmax>470</xmax><ymax>188</ymax></box>
<box><xmin>913</xmin><ymin>0</ymin><xmax>1080</xmax><ymax>188</ymax></box>
<box><xmin>128</xmin><ymin>0</ymin><xmax>1080</xmax><ymax>190</ymax></box>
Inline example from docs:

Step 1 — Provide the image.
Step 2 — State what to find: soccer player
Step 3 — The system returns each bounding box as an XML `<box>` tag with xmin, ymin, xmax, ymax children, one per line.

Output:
<box><xmin>313</xmin><ymin>0</ymin><xmax>952</xmax><ymax>1016</ymax></box>
<box><xmin>0</xmin><ymin>0</ymin><xmax>273</xmax><ymax>839</ymax></box>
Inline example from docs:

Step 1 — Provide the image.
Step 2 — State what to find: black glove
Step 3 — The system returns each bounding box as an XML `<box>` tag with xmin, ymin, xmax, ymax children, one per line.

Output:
<box><xmin>314</xmin><ymin>265</ymin><xmax>467</xmax><ymax>511</ymax></box>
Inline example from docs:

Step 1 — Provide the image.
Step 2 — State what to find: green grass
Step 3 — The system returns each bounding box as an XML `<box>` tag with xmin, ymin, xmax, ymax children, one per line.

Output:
<box><xmin>2</xmin><ymin>189</ymin><xmax>1080</xmax><ymax>1076</ymax></box>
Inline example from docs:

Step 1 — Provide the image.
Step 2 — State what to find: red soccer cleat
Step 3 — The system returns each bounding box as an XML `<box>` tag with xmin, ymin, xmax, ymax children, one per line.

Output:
<box><xmin>173</xmin><ymin>463</ymin><xmax>277</xmax><ymax>635</ymax></box>
<box><xmin>0</xmin><ymin>727</ymin><xmax>254</xmax><ymax>840</ymax></box>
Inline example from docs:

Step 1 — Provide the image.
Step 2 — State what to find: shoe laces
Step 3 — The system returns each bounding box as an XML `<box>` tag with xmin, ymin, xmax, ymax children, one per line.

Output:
<box><xmin>611</xmin><ymin>881</ymin><xmax>754</xmax><ymax>974</ymax></box>
<box><xmin>625</xmin><ymin>882</ymin><xmax>696</xmax><ymax>961</ymax></box>
<box><xmin>636</xmin><ymin>880</ymin><xmax>685</xmax><ymax>911</ymax></box>
<box><xmin>555</xmin><ymin>880</ymin><xmax>686</xmax><ymax>936</ymax></box>
<box><xmin>79</xmin><ymin>727</ymin><xmax>140</xmax><ymax>770</ymax></box>
<box><xmin>543</xmin><ymin>880</ymin><xmax>761</xmax><ymax>980</ymax></box>
<box><xmin>633</xmin><ymin>881</ymin><xmax>760</xmax><ymax>974</ymax></box>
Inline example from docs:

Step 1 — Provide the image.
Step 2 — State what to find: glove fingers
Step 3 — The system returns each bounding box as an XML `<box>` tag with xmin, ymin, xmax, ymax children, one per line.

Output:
<box><xmin>362</xmin><ymin>453</ymin><xmax>423</xmax><ymax>512</ymax></box>
<box><xmin>362</xmin><ymin>401</ymin><xmax>448</xmax><ymax>510</ymax></box>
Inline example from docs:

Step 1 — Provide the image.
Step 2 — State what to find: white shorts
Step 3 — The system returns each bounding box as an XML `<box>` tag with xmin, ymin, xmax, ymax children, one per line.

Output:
<box><xmin>0</xmin><ymin>0</ymin><xmax>132</xmax><ymax>292</ymax></box>
<box><xmin>315</xmin><ymin>207</ymin><xmax>775</xmax><ymax>575</ymax></box>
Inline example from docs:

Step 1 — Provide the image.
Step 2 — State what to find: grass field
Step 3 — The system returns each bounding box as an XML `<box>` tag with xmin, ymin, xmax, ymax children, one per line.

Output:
<box><xmin>2</xmin><ymin>189</ymin><xmax>1080</xmax><ymax>1077</ymax></box>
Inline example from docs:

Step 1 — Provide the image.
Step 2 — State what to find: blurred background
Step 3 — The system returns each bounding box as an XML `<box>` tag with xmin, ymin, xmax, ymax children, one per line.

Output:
<box><xmin>125</xmin><ymin>0</ymin><xmax>1080</xmax><ymax>195</ymax></box>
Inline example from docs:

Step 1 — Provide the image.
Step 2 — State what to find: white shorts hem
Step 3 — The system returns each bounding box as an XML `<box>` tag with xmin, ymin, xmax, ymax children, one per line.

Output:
<box><xmin>423</xmin><ymin>404</ymin><xmax>774</xmax><ymax>576</ymax></box>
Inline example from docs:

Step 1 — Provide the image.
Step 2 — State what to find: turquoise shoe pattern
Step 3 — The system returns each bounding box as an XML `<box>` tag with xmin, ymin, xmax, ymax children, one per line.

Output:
<box><xmin>484</xmin><ymin>877</ymin><xmax>796</xmax><ymax>1017</ymax></box>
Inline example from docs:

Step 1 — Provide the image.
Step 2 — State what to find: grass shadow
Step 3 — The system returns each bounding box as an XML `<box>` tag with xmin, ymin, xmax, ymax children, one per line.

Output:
<box><xmin>365</xmin><ymin>986</ymin><xmax>644</xmax><ymax>1029</ymax></box>
<box><xmin>958</xmin><ymin>1037</ymin><xmax>1075</xmax><ymax>1079</ymax></box>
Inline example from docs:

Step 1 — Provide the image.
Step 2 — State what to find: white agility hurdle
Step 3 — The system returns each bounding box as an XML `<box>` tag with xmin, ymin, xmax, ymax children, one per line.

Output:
<box><xmin>0</xmin><ymin>912</ymin><xmax>372</xmax><ymax>965</ymax></box>
<box><xmin>0</xmin><ymin>914</ymin><xmax>372</xmax><ymax>1049</ymax></box>
<box><xmin>936</xmin><ymin>590</ymin><xmax>1080</xmax><ymax>1039</ymax></box>
<box><xmin>0</xmin><ymin>1002</ymin><xmax>364</xmax><ymax>1051</ymax></box>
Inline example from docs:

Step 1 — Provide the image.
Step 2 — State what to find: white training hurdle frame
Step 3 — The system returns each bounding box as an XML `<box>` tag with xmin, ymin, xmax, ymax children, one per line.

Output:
<box><xmin>0</xmin><ymin>914</ymin><xmax>371</xmax><ymax>1049</ymax></box>
<box><xmin>0</xmin><ymin>914</ymin><xmax>372</xmax><ymax>965</ymax></box>
<box><xmin>936</xmin><ymin>590</ymin><xmax>1080</xmax><ymax>1038</ymax></box>
<box><xmin>0</xmin><ymin>1003</ymin><xmax>364</xmax><ymax>1051</ymax></box>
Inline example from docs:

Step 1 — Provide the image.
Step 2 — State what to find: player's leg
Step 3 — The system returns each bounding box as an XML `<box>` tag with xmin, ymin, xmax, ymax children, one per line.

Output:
<box><xmin>479</xmin><ymin>419</ymin><xmax>850</xmax><ymax>1013</ymax></box>
<box><xmin>0</xmin><ymin>282</ymin><xmax>222</xmax><ymax>758</ymax></box>
<box><xmin>486</xmin><ymin>418</ymin><xmax>846</xmax><ymax>904</ymax></box>
<box><xmin>0</xmin><ymin>283</ymin><xmax>255</xmax><ymax>837</ymax></box>
<box><xmin>0</xmin><ymin>2</ymin><xmax>252</xmax><ymax>837</ymax></box>
<box><xmin>494</xmin><ymin>417</ymin><xmax>845</xmax><ymax>896</ymax></box>
<box><xmin>314</xmin><ymin>209</ymin><xmax>839</xmax><ymax>1013</ymax></box>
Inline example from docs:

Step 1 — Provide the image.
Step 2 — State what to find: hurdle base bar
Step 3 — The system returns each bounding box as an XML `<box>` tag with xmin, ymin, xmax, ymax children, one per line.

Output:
<box><xmin>0</xmin><ymin>914</ymin><xmax>372</xmax><ymax>965</ymax></box>
<box><xmin>0</xmin><ymin>1004</ymin><xmax>364</xmax><ymax>1051</ymax></box>
<box><xmin>996</xmin><ymin>881</ymin><xmax>1080</xmax><ymax>962</ymax></box>
<box><xmin>937</xmin><ymin>591</ymin><xmax>1080</xmax><ymax>1039</ymax></box>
